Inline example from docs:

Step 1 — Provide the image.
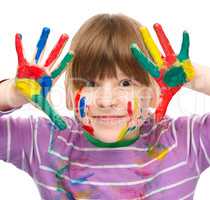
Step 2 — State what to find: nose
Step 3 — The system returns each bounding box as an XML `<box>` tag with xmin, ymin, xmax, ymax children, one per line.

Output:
<box><xmin>95</xmin><ymin>86</ymin><xmax>118</xmax><ymax>108</ymax></box>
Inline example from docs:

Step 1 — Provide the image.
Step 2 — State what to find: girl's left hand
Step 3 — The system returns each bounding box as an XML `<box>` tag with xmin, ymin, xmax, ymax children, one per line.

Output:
<box><xmin>130</xmin><ymin>23</ymin><xmax>196</xmax><ymax>123</ymax></box>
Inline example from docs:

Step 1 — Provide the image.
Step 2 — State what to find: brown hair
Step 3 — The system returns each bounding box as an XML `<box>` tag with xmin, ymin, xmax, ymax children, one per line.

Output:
<box><xmin>65</xmin><ymin>13</ymin><xmax>155</xmax><ymax>92</ymax></box>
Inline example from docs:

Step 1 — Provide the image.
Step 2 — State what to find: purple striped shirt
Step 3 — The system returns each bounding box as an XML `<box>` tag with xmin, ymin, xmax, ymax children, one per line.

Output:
<box><xmin>1</xmin><ymin>108</ymin><xmax>210</xmax><ymax>200</ymax></box>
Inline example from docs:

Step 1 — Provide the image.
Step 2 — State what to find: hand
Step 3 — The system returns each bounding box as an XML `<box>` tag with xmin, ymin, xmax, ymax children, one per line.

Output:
<box><xmin>130</xmin><ymin>23</ymin><xmax>195</xmax><ymax>123</ymax></box>
<box><xmin>15</xmin><ymin>27</ymin><xmax>73</xmax><ymax>130</ymax></box>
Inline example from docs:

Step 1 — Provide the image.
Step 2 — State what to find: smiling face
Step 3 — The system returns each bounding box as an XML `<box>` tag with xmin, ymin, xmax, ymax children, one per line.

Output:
<box><xmin>64</xmin><ymin>14</ymin><xmax>160</xmax><ymax>146</ymax></box>
<box><xmin>68</xmin><ymin>67</ymin><xmax>155</xmax><ymax>143</ymax></box>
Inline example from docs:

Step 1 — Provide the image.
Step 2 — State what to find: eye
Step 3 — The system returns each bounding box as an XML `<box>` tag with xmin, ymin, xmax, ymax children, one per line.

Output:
<box><xmin>86</xmin><ymin>80</ymin><xmax>96</xmax><ymax>87</ymax></box>
<box><xmin>119</xmin><ymin>79</ymin><xmax>132</xmax><ymax>87</ymax></box>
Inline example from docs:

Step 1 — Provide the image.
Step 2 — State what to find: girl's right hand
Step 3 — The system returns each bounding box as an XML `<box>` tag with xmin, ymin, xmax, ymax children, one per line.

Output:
<box><xmin>15</xmin><ymin>27</ymin><xmax>73</xmax><ymax>130</ymax></box>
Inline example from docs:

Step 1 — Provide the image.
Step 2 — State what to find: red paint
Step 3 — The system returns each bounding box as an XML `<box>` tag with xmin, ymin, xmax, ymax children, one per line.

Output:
<box><xmin>15</xmin><ymin>34</ymin><xmax>28</xmax><ymax>66</ymax></box>
<box><xmin>154</xmin><ymin>66</ymin><xmax>182</xmax><ymax>123</ymax></box>
<box><xmin>82</xmin><ymin>125</ymin><xmax>94</xmax><ymax>135</ymax></box>
<box><xmin>74</xmin><ymin>88</ymin><xmax>82</xmax><ymax>113</ymax></box>
<box><xmin>44</xmin><ymin>34</ymin><xmax>69</xmax><ymax>67</ymax></box>
<box><xmin>154</xmin><ymin>85</ymin><xmax>182</xmax><ymax>123</ymax></box>
<box><xmin>127</xmin><ymin>101</ymin><xmax>132</xmax><ymax>117</ymax></box>
<box><xmin>17</xmin><ymin>65</ymin><xmax>45</xmax><ymax>79</ymax></box>
<box><xmin>153</xmin><ymin>23</ymin><xmax>176</xmax><ymax>66</ymax></box>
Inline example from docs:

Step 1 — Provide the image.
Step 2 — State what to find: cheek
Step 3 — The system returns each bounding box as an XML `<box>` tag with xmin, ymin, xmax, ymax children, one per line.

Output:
<box><xmin>79</xmin><ymin>96</ymin><xmax>87</xmax><ymax>118</ymax></box>
<box><xmin>74</xmin><ymin>88</ymin><xmax>89</xmax><ymax>118</ymax></box>
<box><xmin>127</xmin><ymin>101</ymin><xmax>133</xmax><ymax>117</ymax></box>
<box><xmin>127</xmin><ymin>96</ymin><xmax>146</xmax><ymax>117</ymax></box>
<box><xmin>127</xmin><ymin>97</ymin><xmax>140</xmax><ymax>117</ymax></box>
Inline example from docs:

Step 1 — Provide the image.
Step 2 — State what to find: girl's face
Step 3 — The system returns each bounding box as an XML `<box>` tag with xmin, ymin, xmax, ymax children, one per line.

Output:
<box><xmin>71</xmin><ymin>68</ymin><xmax>155</xmax><ymax>144</ymax></box>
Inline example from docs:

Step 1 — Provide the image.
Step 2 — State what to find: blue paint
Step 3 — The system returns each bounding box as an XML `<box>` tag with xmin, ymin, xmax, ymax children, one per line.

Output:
<box><xmin>79</xmin><ymin>96</ymin><xmax>86</xmax><ymax>118</ymax></box>
<box><xmin>66</xmin><ymin>192</ymin><xmax>75</xmax><ymax>200</ymax></box>
<box><xmin>38</xmin><ymin>75</ymin><xmax>52</xmax><ymax>97</ymax></box>
<box><xmin>35</xmin><ymin>27</ymin><xmax>50</xmax><ymax>63</ymax></box>
<box><xmin>70</xmin><ymin>172</ymin><xmax>94</xmax><ymax>185</ymax></box>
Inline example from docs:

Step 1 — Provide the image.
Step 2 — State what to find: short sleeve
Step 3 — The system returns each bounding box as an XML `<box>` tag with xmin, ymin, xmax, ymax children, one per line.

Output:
<box><xmin>191</xmin><ymin>113</ymin><xmax>210</xmax><ymax>173</ymax></box>
<box><xmin>0</xmin><ymin>109</ymin><xmax>40</xmax><ymax>176</ymax></box>
<box><xmin>173</xmin><ymin>112</ymin><xmax>210</xmax><ymax>174</ymax></box>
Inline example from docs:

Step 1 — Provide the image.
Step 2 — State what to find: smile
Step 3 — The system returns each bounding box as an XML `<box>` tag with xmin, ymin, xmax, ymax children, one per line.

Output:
<box><xmin>92</xmin><ymin>115</ymin><xmax>126</xmax><ymax>119</ymax></box>
<box><xmin>91</xmin><ymin>115</ymin><xmax>130</xmax><ymax>125</ymax></box>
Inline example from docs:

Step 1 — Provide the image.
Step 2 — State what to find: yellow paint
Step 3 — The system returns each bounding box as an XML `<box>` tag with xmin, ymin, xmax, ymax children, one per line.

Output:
<box><xmin>147</xmin><ymin>147</ymin><xmax>169</xmax><ymax>160</ymax></box>
<box><xmin>156</xmin><ymin>148</ymin><xmax>169</xmax><ymax>160</ymax></box>
<box><xmin>134</xmin><ymin>96</ymin><xmax>139</xmax><ymax>116</ymax></box>
<box><xmin>117</xmin><ymin>124</ymin><xmax>129</xmax><ymax>141</ymax></box>
<box><xmin>75</xmin><ymin>190</ymin><xmax>92</xmax><ymax>199</ymax></box>
<box><xmin>15</xmin><ymin>78</ymin><xmax>41</xmax><ymax>99</ymax></box>
<box><xmin>139</xmin><ymin>26</ymin><xmax>164</xmax><ymax>67</ymax></box>
<box><xmin>181</xmin><ymin>59</ymin><xmax>196</xmax><ymax>81</ymax></box>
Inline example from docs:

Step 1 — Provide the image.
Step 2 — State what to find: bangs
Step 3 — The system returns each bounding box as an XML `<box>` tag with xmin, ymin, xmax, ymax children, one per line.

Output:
<box><xmin>69</xmin><ymin>14</ymin><xmax>152</xmax><ymax>90</ymax></box>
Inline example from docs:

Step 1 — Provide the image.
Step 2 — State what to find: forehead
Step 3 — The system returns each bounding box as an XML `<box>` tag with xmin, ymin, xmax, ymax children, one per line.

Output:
<box><xmin>116</xmin><ymin>67</ymin><xmax>129</xmax><ymax>77</ymax></box>
<box><xmin>95</xmin><ymin>67</ymin><xmax>129</xmax><ymax>81</ymax></box>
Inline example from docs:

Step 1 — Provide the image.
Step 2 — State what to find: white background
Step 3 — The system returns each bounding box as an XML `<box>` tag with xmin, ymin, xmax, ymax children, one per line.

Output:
<box><xmin>0</xmin><ymin>0</ymin><xmax>210</xmax><ymax>199</ymax></box>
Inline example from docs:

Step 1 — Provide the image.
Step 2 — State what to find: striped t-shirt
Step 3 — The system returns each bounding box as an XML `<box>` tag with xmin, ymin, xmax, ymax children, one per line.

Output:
<box><xmin>1</xmin><ymin>108</ymin><xmax>210</xmax><ymax>200</ymax></box>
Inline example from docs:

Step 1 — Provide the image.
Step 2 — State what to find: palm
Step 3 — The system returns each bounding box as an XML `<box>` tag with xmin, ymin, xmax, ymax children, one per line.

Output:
<box><xmin>15</xmin><ymin>27</ymin><xmax>73</xmax><ymax>130</ymax></box>
<box><xmin>130</xmin><ymin>23</ymin><xmax>195</xmax><ymax>123</ymax></box>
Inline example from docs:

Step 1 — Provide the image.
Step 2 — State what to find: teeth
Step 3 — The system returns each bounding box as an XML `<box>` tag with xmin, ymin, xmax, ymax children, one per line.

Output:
<box><xmin>91</xmin><ymin>117</ymin><xmax>128</xmax><ymax>125</ymax></box>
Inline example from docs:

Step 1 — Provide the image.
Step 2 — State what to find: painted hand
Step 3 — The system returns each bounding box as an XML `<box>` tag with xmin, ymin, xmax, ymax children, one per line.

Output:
<box><xmin>130</xmin><ymin>23</ymin><xmax>195</xmax><ymax>123</ymax></box>
<box><xmin>15</xmin><ymin>27</ymin><xmax>73</xmax><ymax>130</ymax></box>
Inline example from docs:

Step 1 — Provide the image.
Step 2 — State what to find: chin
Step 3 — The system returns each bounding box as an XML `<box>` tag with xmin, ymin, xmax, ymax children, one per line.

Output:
<box><xmin>96</xmin><ymin>136</ymin><xmax>118</xmax><ymax>143</ymax></box>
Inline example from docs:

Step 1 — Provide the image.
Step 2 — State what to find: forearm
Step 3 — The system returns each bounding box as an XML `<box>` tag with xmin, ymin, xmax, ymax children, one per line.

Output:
<box><xmin>0</xmin><ymin>79</ymin><xmax>28</xmax><ymax>111</ymax></box>
<box><xmin>184</xmin><ymin>63</ymin><xmax>210</xmax><ymax>96</ymax></box>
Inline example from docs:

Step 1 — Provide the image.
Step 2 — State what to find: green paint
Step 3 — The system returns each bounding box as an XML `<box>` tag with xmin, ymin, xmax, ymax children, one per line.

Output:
<box><xmin>163</xmin><ymin>66</ymin><xmax>187</xmax><ymax>87</ymax></box>
<box><xmin>177</xmin><ymin>31</ymin><xmax>189</xmax><ymax>61</ymax></box>
<box><xmin>127</xmin><ymin>126</ymin><xmax>137</xmax><ymax>132</ymax></box>
<box><xmin>31</xmin><ymin>94</ymin><xmax>67</xmax><ymax>130</ymax></box>
<box><xmin>51</xmin><ymin>52</ymin><xmax>73</xmax><ymax>79</ymax></box>
<box><xmin>56</xmin><ymin>164</ymin><xmax>69</xmax><ymax>179</ymax></box>
<box><xmin>83</xmin><ymin>131</ymin><xmax>139</xmax><ymax>148</ymax></box>
<box><xmin>130</xmin><ymin>43</ymin><xmax>160</xmax><ymax>78</ymax></box>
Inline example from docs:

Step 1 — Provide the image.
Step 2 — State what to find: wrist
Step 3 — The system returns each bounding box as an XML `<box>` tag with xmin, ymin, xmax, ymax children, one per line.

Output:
<box><xmin>8</xmin><ymin>79</ymin><xmax>29</xmax><ymax>108</ymax></box>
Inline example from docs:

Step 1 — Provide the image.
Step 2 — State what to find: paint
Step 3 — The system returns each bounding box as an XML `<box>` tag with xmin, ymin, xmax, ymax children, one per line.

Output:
<box><xmin>35</xmin><ymin>27</ymin><xmax>50</xmax><ymax>63</ymax></box>
<box><xmin>51</xmin><ymin>52</ymin><xmax>73</xmax><ymax>79</ymax></box>
<box><xmin>44</xmin><ymin>34</ymin><xmax>69</xmax><ymax>67</ymax></box>
<box><xmin>130</xmin><ymin>23</ymin><xmax>196</xmax><ymax>123</ymax></box>
<box><xmin>15</xmin><ymin>33</ymin><xmax>27</xmax><ymax>66</ymax></box>
<box><xmin>79</xmin><ymin>96</ymin><xmax>86</xmax><ymax>118</ymax></box>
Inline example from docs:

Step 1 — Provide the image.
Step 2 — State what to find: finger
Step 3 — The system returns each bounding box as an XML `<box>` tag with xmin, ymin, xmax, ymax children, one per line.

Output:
<box><xmin>130</xmin><ymin>43</ymin><xmax>160</xmax><ymax>78</ymax></box>
<box><xmin>44</xmin><ymin>34</ymin><xmax>69</xmax><ymax>68</ymax></box>
<box><xmin>177</xmin><ymin>31</ymin><xmax>190</xmax><ymax>61</ymax></box>
<box><xmin>15</xmin><ymin>33</ymin><xmax>27</xmax><ymax>66</ymax></box>
<box><xmin>153</xmin><ymin>23</ymin><xmax>176</xmax><ymax>65</ymax></box>
<box><xmin>31</xmin><ymin>94</ymin><xmax>67</xmax><ymax>130</ymax></box>
<box><xmin>51</xmin><ymin>52</ymin><xmax>73</xmax><ymax>81</ymax></box>
<box><xmin>181</xmin><ymin>60</ymin><xmax>195</xmax><ymax>82</ymax></box>
<box><xmin>33</xmin><ymin>27</ymin><xmax>50</xmax><ymax>64</ymax></box>
<box><xmin>139</xmin><ymin>26</ymin><xmax>164</xmax><ymax>67</ymax></box>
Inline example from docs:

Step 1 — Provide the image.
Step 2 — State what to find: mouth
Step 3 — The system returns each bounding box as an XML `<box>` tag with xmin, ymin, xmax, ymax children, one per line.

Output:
<box><xmin>90</xmin><ymin>115</ymin><xmax>130</xmax><ymax>125</ymax></box>
<box><xmin>92</xmin><ymin>115</ymin><xmax>127</xmax><ymax>119</ymax></box>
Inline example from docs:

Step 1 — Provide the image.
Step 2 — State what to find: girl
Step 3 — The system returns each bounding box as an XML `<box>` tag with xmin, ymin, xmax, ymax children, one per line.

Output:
<box><xmin>0</xmin><ymin>13</ymin><xmax>210</xmax><ymax>200</ymax></box>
